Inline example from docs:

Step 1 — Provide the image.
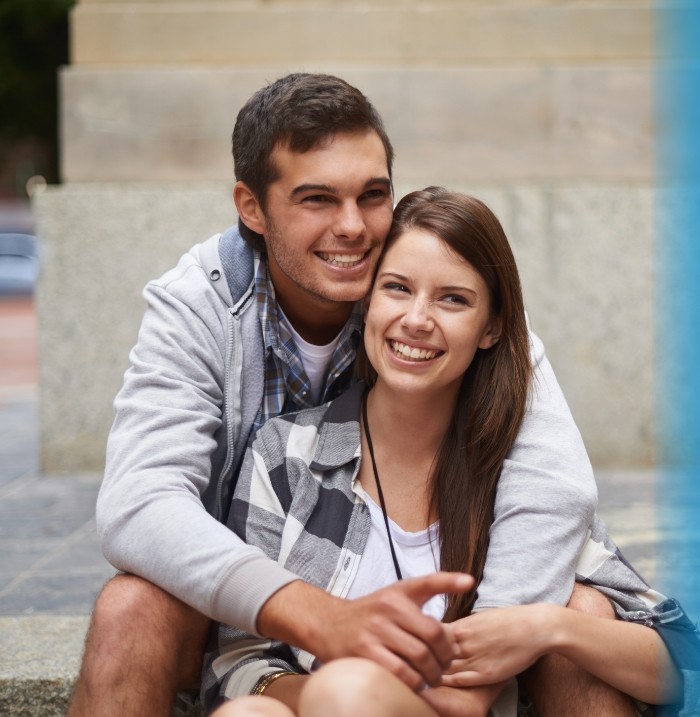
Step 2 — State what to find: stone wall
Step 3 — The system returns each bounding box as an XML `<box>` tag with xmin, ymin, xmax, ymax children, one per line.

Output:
<box><xmin>35</xmin><ymin>0</ymin><xmax>655</xmax><ymax>471</ymax></box>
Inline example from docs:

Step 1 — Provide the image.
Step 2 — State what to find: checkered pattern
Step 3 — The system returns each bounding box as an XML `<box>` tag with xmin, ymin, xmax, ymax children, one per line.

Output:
<box><xmin>254</xmin><ymin>255</ymin><xmax>362</xmax><ymax>431</ymax></box>
<box><xmin>201</xmin><ymin>381</ymin><xmax>700</xmax><ymax>714</ymax></box>
<box><xmin>201</xmin><ymin>382</ymin><xmax>369</xmax><ymax>709</ymax></box>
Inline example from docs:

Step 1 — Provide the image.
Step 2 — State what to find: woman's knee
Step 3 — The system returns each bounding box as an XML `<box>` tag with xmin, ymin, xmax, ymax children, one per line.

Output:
<box><xmin>212</xmin><ymin>696</ymin><xmax>295</xmax><ymax>717</ymax></box>
<box><xmin>300</xmin><ymin>658</ymin><xmax>395</xmax><ymax>716</ymax></box>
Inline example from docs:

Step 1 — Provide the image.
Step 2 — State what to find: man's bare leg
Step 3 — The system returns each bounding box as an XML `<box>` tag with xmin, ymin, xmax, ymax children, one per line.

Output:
<box><xmin>67</xmin><ymin>574</ymin><xmax>210</xmax><ymax>717</ymax></box>
<box><xmin>521</xmin><ymin>584</ymin><xmax>639</xmax><ymax>716</ymax></box>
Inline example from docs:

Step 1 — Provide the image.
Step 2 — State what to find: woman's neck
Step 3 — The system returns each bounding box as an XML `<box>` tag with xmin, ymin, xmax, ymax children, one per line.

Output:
<box><xmin>365</xmin><ymin>381</ymin><xmax>455</xmax><ymax>457</ymax></box>
<box><xmin>359</xmin><ymin>381</ymin><xmax>457</xmax><ymax>531</ymax></box>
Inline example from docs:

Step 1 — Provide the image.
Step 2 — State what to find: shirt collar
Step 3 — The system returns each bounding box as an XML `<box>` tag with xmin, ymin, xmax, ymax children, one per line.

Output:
<box><xmin>310</xmin><ymin>381</ymin><xmax>366</xmax><ymax>471</ymax></box>
<box><xmin>255</xmin><ymin>251</ymin><xmax>363</xmax><ymax>363</ymax></box>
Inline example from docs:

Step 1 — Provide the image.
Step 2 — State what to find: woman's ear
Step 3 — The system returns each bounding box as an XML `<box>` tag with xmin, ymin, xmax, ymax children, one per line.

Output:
<box><xmin>478</xmin><ymin>316</ymin><xmax>502</xmax><ymax>350</ymax></box>
<box><xmin>233</xmin><ymin>181</ymin><xmax>266</xmax><ymax>235</ymax></box>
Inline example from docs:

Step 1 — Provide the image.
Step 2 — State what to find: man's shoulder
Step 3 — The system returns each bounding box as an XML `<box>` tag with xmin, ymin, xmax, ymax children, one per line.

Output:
<box><xmin>147</xmin><ymin>226</ymin><xmax>256</xmax><ymax>308</ymax></box>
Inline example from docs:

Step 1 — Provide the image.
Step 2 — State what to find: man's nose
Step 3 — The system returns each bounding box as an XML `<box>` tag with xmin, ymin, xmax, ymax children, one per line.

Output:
<box><xmin>332</xmin><ymin>202</ymin><xmax>365</xmax><ymax>240</ymax></box>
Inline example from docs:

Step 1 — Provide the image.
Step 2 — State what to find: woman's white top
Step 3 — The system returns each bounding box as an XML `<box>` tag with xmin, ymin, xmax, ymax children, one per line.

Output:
<box><xmin>345</xmin><ymin>490</ymin><xmax>518</xmax><ymax>717</ymax></box>
<box><xmin>345</xmin><ymin>492</ymin><xmax>445</xmax><ymax>621</ymax></box>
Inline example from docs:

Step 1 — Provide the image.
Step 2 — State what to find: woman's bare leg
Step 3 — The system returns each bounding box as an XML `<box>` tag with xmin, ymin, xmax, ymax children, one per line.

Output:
<box><xmin>299</xmin><ymin>658</ymin><xmax>439</xmax><ymax>717</ymax></box>
<box><xmin>212</xmin><ymin>695</ymin><xmax>296</xmax><ymax>717</ymax></box>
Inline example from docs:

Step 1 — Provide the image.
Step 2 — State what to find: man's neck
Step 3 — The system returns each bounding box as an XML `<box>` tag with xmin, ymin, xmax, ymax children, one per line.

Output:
<box><xmin>279</xmin><ymin>298</ymin><xmax>355</xmax><ymax>345</ymax></box>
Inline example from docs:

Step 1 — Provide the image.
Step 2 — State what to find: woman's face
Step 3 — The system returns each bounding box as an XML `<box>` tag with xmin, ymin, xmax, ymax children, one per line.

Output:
<box><xmin>363</xmin><ymin>228</ymin><xmax>500</xmax><ymax>400</ymax></box>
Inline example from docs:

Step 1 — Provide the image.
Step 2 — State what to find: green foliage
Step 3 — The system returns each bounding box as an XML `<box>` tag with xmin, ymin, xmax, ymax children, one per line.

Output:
<box><xmin>0</xmin><ymin>0</ymin><xmax>74</xmax><ymax>141</ymax></box>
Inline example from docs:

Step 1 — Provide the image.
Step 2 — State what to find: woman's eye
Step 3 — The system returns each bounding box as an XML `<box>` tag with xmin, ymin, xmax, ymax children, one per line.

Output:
<box><xmin>443</xmin><ymin>294</ymin><xmax>469</xmax><ymax>305</ymax></box>
<box><xmin>384</xmin><ymin>282</ymin><xmax>408</xmax><ymax>293</ymax></box>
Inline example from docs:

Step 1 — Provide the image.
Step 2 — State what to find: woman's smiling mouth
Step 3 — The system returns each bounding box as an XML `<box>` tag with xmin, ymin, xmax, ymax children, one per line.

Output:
<box><xmin>389</xmin><ymin>340</ymin><xmax>442</xmax><ymax>362</ymax></box>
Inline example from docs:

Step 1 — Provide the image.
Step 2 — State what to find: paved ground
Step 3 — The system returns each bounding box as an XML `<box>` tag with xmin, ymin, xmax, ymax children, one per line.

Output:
<box><xmin>0</xmin><ymin>395</ymin><xmax>112</xmax><ymax>616</ymax></box>
<box><xmin>0</xmin><ymin>297</ymin><xmax>112</xmax><ymax>617</ymax></box>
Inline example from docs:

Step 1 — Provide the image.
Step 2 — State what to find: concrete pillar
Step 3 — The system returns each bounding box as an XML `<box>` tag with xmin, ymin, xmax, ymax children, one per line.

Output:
<box><xmin>35</xmin><ymin>0</ymin><xmax>654</xmax><ymax>470</ymax></box>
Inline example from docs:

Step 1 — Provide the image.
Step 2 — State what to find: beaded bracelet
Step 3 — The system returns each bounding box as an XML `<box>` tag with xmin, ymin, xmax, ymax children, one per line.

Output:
<box><xmin>251</xmin><ymin>670</ymin><xmax>296</xmax><ymax>696</ymax></box>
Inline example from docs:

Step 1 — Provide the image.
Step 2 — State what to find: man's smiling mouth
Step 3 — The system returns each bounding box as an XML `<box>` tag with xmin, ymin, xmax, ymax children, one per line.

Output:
<box><xmin>317</xmin><ymin>252</ymin><xmax>367</xmax><ymax>268</ymax></box>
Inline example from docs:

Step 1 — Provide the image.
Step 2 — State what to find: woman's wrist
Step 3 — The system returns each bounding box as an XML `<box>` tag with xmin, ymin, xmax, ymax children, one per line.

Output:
<box><xmin>527</xmin><ymin>603</ymin><xmax>569</xmax><ymax>658</ymax></box>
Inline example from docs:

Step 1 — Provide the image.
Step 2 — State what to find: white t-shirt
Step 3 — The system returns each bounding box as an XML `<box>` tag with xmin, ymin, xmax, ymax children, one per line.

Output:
<box><xmin>344</xmin><ymin>491</ymin><xmax>519</xmax><ymax>717</ymax></box>
<box><xmin>345</xmin><ymin>491</ymin><xmax>446</xmax><ymax>621</ymax></box>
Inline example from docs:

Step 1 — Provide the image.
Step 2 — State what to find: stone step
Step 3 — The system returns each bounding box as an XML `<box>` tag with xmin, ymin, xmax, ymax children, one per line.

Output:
<box><xmin>0</xmin><ymin>616</ymin><xmax>203</xmax><ymax>716</ymax></box>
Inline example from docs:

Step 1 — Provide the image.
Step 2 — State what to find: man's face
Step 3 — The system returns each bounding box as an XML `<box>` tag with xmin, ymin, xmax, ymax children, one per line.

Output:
<box><xmin>259</xmin><ymin>131</ymin><xmax>393</xmax><ymax>320</ymax></box>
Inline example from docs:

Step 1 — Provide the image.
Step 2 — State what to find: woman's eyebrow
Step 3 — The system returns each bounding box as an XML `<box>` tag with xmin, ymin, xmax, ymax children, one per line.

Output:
<box><xmin>378</xmin><ymin>271</ymin><xmax>478</xmax><ymax>296</ymax></box>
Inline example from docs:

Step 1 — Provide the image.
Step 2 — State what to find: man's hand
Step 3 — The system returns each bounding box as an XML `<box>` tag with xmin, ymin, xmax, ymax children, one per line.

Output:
<box><xmin>257</xmin><ymin>572</ymin><xmax>474</xmax><ymax>692</ymax></box>
<box><xmin>442</xmin><ymin>604</ymin><xmax>552</xmax><ymax>687</ymax></box>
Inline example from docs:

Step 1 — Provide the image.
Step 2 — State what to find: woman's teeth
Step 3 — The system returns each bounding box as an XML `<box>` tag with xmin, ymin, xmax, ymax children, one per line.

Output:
<box><xmin>390</xmin><ymin>341</ymin><xmax>439</xmax><ymax>361</ymax></box>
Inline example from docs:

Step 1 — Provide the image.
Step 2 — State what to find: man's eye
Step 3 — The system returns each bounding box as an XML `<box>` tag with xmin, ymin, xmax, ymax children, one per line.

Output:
<box><xmin>362</xmin><ymin>189</ymin><xmax>390</xmax><ymax>201</ymax></box>
<box><xmin>302</xmin><ymin>195</ymin><xmax>331</xmax><ymax>204</ymax></box>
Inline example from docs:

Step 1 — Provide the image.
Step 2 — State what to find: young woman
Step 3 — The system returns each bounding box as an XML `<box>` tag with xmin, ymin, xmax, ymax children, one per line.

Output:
<box><xmin>200</xmin><ymin>188</ymin><xmax>689</xmax><ymax>717</ymax></box>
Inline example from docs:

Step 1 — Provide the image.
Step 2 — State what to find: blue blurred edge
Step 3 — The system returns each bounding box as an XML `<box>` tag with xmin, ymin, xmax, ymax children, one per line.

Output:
<box><xmin>654</xmin><ymin>2</ymin><xmax>700</xmax><ymax>627</ymax></box>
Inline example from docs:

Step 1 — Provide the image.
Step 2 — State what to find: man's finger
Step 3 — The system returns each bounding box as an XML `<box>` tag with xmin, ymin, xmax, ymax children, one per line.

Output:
<box><xmin>400</xmin><ymin>571</ymin><xmax>474</xmax><ymax>606</ymax></box>
<box><xmin>374</xmin><ymin>619</ymin><xmax>446</xmax><ymax>687</ymax></box>
<box><xmin>365</xmin><ymin>644</ymin><xmax>425</xmax><ymax>692</ymax></box>
<box><xmin>441</xmin><ymin>670</ymin><xmax>487</xmax><ymax>688</ymax></box>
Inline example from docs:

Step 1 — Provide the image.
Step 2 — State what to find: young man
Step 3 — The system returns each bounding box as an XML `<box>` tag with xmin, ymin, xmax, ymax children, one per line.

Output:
<box><xmin>68</xmin><ymin>74</ymin><xmax>605</xmax><ymax>716</ymax></box>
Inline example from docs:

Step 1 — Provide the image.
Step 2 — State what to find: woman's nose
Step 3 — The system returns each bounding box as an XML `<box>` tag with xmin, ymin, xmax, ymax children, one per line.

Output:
<box><xmin>401</xmin><ymin>298</ymin><xmax>434</xmax><ymax>332</ymax></box>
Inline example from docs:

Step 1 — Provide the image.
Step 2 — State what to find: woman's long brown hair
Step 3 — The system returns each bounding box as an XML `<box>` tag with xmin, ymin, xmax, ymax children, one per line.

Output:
<box><xmin>357</xmin><ymin>187</ymin><xmax>532</xmax><ymax>620</ymax></box>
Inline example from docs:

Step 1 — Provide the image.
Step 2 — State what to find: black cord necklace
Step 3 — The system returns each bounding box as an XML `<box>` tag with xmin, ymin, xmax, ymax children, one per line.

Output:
<box><xmin>361</xmin><ymin>390</ymin><xmax>403</xmax><ymax>581</ymax></box>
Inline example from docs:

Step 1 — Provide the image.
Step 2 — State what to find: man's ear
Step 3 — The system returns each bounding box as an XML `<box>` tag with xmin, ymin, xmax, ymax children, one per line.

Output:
<box><xmin>478</xmin><ymin>316</ymin><xmax>502</xmax><ymax>350</ymax></box>
<box><xmin>233</xmin><ymin>181</ymin><xmax>266</xmax><ymax>235</ymax></box>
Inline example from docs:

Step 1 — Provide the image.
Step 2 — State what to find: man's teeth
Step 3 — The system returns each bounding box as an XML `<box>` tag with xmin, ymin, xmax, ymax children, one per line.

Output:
<box><xmin>390</xmin><ymin>341</ymin><xmax>439</xmax><ymax>361</ymax></box>
<box><xmin>318</xmin><ymin>252</ymin><xmax>365</xmax><ymax>267</ymax></box>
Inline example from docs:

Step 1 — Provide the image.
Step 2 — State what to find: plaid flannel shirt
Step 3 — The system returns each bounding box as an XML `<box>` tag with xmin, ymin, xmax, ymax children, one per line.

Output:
<box><xmin>201</xmin><ymin>382</ymin><xmax>700</xmax><ymax>716</ymax></box>
<box><xmin>254</xmin><ymin>254</ymin><xmax>361</xmax><ymax>431</ymax></box>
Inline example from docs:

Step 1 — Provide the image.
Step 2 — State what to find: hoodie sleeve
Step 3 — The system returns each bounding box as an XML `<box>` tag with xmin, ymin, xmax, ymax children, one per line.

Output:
<box><xmin>474</xmin><ymin>330</ymin><xmax>598</xmax><ymax>610</ymax></box>
<box><xmin>96</xmin><ymin>254</ymin><xmax>299</xmax><ymax>634</ymax></box>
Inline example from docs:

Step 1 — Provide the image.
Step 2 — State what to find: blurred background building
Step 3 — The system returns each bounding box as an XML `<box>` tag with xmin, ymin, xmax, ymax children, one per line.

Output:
<box><xmin>13</xmin><ymin>0</ymin><xmax>655</xmax><ymax>472</ymax></box>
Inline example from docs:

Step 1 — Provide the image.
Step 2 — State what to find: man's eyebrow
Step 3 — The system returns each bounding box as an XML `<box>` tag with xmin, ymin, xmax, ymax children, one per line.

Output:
<box><xmin>289</xmin><ymin>183</ymin><xmax>335</xmax><ymax>199</ymax></box>
<box><xmin>289</xmin><ymin>177</ymin><xmax>392</xmax><ymax>200</ymax></box>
